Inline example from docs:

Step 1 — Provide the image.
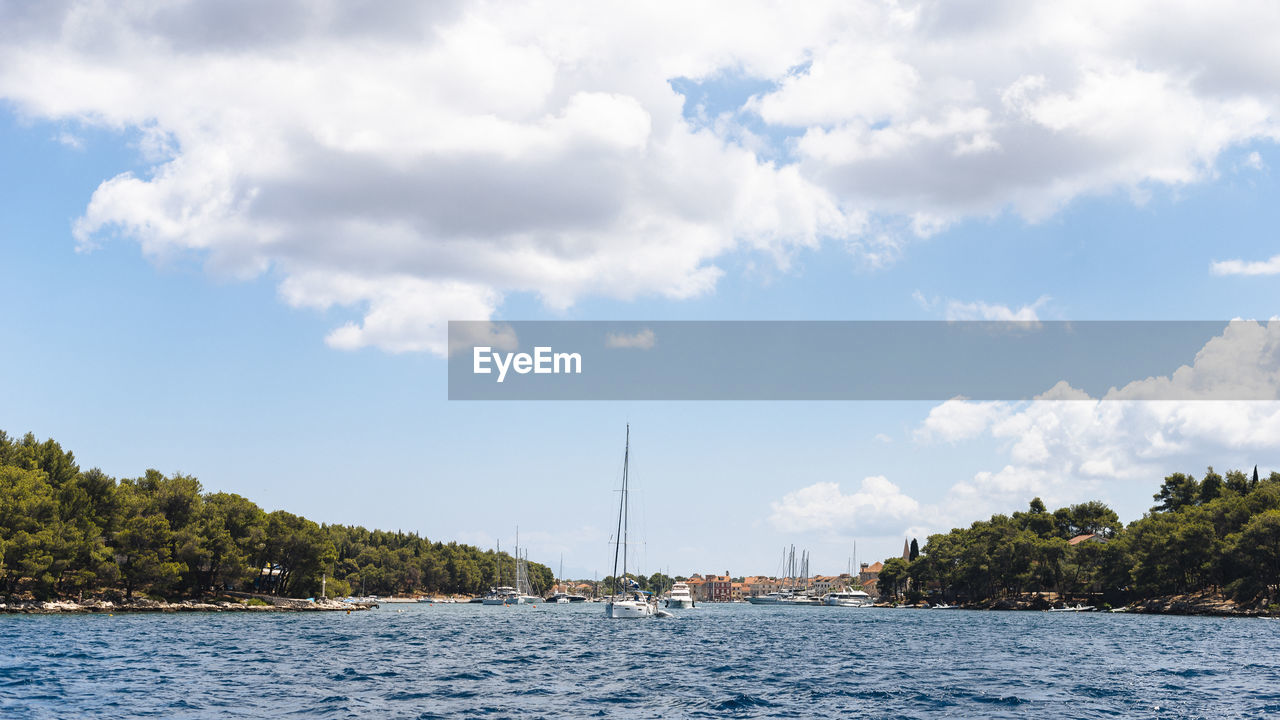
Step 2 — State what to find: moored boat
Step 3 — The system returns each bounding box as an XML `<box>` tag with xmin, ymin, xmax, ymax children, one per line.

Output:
<box><xmin>604</xmin><ymin>425</ymin><xmax>655</xmax><ymax>620</ymax></box>
<box><xmin>823</xmin><ymin>589</ymin><xmax>873</xmax><ymax>607</ymax></box>
<box><xmin>664</xmin><ymin>582</ymin><xmax>696</xmax><ymax>609</ymax></box>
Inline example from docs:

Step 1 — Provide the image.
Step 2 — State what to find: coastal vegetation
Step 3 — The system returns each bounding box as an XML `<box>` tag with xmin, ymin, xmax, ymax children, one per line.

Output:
<box><xmin>879</xmin><ymin>467</ymin><xmax>1280</xmax><ymax>609</ymax></box>
<box><xmin>0</xmin><ymin>431</ymin><xmax>553</xmax><ymax>601</ymax></box>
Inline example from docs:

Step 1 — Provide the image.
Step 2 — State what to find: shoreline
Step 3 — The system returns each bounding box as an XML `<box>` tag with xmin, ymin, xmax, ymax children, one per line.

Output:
<box><xmin>878</xmin><ymin>589</ymin><xmax>1275</xmax><ymax>618</ymax></box>
<box><xmin>0</xmin><ymin>593</ymin><xmax>377</xmax><ymax>615</ymax></box>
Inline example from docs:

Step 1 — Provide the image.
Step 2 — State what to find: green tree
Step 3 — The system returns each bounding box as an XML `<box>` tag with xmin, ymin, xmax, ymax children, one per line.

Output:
<box><xmin>113</xmin><ymin>514</ymin><xmax>182</xmax><ymax>599</ymax></box>
<box><xmin>1153</xmin><ymin>472</ymin><xmax>1200</xmax><ymax>512</ymax></box>
<box><xmin>878</xmin><ymin>557</ymin><xmax>909</xmax><ymax>600</ymax></box>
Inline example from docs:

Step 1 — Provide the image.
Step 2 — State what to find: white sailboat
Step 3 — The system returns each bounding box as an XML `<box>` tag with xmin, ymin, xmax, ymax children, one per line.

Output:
<box><xmin>481</xmin><ymin>540</ymin><xmax>514</xmax><ymax>605</ymax></box>
<box><xmin>482</xmin><ymin>536</ymin><xmax>539</xmax><ymax>605</ymax></box>
<box><xmin>605</xmin><ymin>425</ymin><xmax>655</xmax><ymax>619</ymax></box>
<box><xmin>511</xmin><ymin>532</ymin><xmax>541</xmax><ymax>604</ymax></box>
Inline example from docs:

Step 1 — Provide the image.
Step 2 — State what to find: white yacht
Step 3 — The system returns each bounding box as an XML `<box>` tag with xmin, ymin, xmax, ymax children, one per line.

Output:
<box><xmin>664</xmin><ymin>582</ymin><xmax>696</xmax><ymax>609</ymax></box>
<box><xmin>823</xmin><ymin>589</ymin><xmax>873</xmax><ymax>607</ymax></box>
<box><xmin>604</xmin><ymin>425</ymin><xmax>654</xmax><ymax>620</ymax></box>
<box><xmin>747</xmin><ymin>590</ymin><xmax>795</xmax><ymax>605</ymax></box>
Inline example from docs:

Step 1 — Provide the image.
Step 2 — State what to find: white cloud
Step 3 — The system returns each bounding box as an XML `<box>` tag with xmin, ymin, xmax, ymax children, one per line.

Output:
<box><xmin>5</xmin><ymin>2</ymin><xmax>1280</xmax><ymax>352</ymax></box>
<box><xmin>913</xmin><ymin>292</ymin><xmax>1051</xmax><ymax>322</ymax></box>
<box><xmin>915</xmin><ymin>398</ymin><xmax>1008</xmax><ymax>443</ymax></box>
<box><xmin>769</xmin><ymin>476</ymin><xmax>921</xmax><ymax>535</ymax></box>
<box><xmin>916</xmin><ymin>320</ymin><xmax>1280</xmax><ymax>521</ymax></box>
<box><xmin>605</xmin><ymin>328</ymin><xmax>656</xmax><ymax>350</ymax></box>
<box><xmin>1211</xmin><ymin>254</ymin><xmax>1280</xmax><ymax>276</ymax></box>
<box><xmin>943</xmin><ymin>295</ymin><xmax>1050</xmax><ymax>322</ymax></box>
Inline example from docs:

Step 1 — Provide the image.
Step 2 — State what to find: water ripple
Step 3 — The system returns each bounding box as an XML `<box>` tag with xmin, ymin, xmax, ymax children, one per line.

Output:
<box><xmin>3</xmin><ymin>605</ymin><xmax>1280</xmax><ymax>718</ymax></box>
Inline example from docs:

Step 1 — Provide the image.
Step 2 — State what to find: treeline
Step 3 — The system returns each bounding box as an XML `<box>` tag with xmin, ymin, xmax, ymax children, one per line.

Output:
<box><xmin>0</xmin><ymin>431</ymin><xmax>552</xmax><ymax>600</ymax></box>
<box><xmin>878</xmin><ymin>467</ymin><xmax>1280</xmax><ymax>606</ymax></box>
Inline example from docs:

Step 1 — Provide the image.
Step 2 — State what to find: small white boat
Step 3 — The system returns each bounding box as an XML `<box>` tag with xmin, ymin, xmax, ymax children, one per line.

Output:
<box><xmin>932</xmin><ymin>603</ymin><xmax>957</xmax><ymax>609</ymax></box>
<box><xmin>664</xmin><ymin>582</ymin><xmax>696</xmax><ymax>609</ymax></box>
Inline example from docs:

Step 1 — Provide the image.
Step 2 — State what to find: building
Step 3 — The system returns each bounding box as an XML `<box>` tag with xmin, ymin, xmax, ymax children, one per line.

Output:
<box><xmin>859</xmin><ymin>561</ymin><xmax>883</xmax><ymax>597</ymax></box>
<box><xmin>811</xmin><ymin>574</ymin><xmax>852</xmax><ymax>593</ymax></box>
<box><xmin>743</xmin><ymin>576</ymin><xmax>784</xmax><ymax>597</ymax></box>
<box><xmin>704</xmin><ymin>573</ymin><xmax>732</xmax><ymax>602</ymax></box>
<box><xmin>1068</xmin><ymin>533</ymin><xmax>1106</xmax><ymax>546</ymax></box>
<box><xmin>685</xmin><ymin>575</ymin><xmax>707</xmax><ymax>600</ymax></box>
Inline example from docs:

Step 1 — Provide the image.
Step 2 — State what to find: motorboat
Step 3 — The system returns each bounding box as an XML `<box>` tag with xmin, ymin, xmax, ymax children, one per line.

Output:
<box><xmin>664</xmin><ymin>582</ymin><xmax>696</xmax><ymax>608</ymax></box>
<box><xmin>747</xmin><ymin>590</ymin><xmax>794</xmax><ymax>605</ymax></box>
<box><xmin>823</xmin><ymin>589</ymin><xmax>873</xmax><ymax>607</ymax></box>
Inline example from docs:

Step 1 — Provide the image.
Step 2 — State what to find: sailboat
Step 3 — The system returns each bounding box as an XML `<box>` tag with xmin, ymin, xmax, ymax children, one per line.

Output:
<box><xmin>605</xmin><ymin>425</ymin><xmax>655</xmax><ymax>619</ymax></box>
<box><xmin>482</xmin><ymin>536</ymin><xmax>539</xmax><ymax>605</ymax></box>
<box><xmin>513</xmin><ymin>546</ymin><xmax>541</xmax><ymax>604</ymax></box>
<box><xmin>481</xmin><ymin>540</ymin><xmax>517</xmax><ymax>605</ymax></box>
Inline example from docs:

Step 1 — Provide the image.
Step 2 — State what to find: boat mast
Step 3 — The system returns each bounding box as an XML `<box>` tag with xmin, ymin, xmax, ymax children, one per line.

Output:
<box><xmin>622</xmin><ymin>424</ymin><xmax>630</xmax><ymax>589</ymax></box>
<box><xmin>609</xmin><ymin>425</ymin><xmax>629</xmax><ymax>598</ymax></box>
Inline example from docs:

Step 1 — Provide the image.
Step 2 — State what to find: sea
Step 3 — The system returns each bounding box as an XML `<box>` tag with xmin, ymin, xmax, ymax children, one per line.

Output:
<box><xmin>3</xmin><ymin>602</ymin><xmax>1278</xmax><ymax>718</ymax></box>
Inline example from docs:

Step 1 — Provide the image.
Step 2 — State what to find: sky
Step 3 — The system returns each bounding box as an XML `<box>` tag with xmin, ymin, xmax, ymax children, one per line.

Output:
<box><xmin>3</xmin><ymin>1</ymin><xmax>1280</xmax><ymax>580</ymax></box>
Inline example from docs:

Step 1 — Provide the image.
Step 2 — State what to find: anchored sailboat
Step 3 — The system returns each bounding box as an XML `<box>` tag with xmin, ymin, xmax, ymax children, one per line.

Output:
<box><xmin>605</xmin><ymin>425</ymin><xmax>655</xmax><ymax>619</ymax></box>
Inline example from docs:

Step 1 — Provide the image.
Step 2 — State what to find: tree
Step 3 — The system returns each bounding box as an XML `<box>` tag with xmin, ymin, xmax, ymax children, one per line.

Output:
<box><xmin>113</xmin><ymin>515</ymin><xmax>182</xmax><ymax>598</ymax></box>
<box><xmin>1200</xmin><ymin>467</ymin><xmax>1224</xmax><ymax>504</ymax></box>
<box><xmin>1054</xmin><ymin>501</ymin><xmax>1121</xmax><ymax>539</ymax></box>
<box><xmin>908</xmin><ymin>538</ymin><xmax>919</xmax><ymax>561</ymax></box>
<box><xmin>1153</xmin><ymin>473</ymin><xmax>1199</xmax><ymax>512</ymax></box>
<box><xmin>1226</xmin><ymin>509</ymin><xmax>1280</xmax><ymax>602</ymax></box>
<box><xmin>878</xmin><ymin>557</ymin><xmax>909</xmax><ymax>600</ymax></box>
<box><xmin>648</xmin><ymin>572</ymin><xmax>672</xmax><ymax>596</ymax></box>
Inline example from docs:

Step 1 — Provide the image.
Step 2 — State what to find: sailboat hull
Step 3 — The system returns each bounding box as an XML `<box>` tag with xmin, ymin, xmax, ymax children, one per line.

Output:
<box><xmin>605</xmin><ymin>600</ymin><xmax>654</xmax><ymax>619</ymax></box>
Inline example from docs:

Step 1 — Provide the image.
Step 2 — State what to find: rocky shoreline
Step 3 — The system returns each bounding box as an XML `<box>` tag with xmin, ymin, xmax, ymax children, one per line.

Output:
<box><xmin>929</xmin><ymin>589</ymin><xmax>1276</xmax><ymax>617</ymax></box>
<box><xmin>0</xmin><ymin>592</ymin><xmax>377</xmax><ymax>614</ymax></box>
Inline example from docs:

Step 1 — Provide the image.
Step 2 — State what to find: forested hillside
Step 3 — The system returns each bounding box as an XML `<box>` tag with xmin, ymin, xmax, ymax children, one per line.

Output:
<box><xmin>0</xmin><ymin>431</ymin><xmax>552</xmax><ymax>600</ymax></box>
<box><xmin>879</xmin><ymin>467</ymin><xmax>1280</xmax><ymax>608</ymax></box>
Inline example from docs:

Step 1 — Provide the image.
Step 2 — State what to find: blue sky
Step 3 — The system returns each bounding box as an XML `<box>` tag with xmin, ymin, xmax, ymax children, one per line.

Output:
<box><xmin>3</xmin><ymin>2</ymin><xmax>1280</xmax><ymax>579</ymax></box>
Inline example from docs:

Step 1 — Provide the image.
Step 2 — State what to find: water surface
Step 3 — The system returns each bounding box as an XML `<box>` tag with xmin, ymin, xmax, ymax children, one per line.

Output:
<box><xmin>3</xmin><ymin>603</ymin><xmax>1278</xmax><ymax>718</ymax></box>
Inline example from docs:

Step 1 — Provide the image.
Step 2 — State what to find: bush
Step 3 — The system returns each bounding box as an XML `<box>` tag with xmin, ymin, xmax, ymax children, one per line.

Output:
<box><xmin>246</xmin><ymin>598</ymin><xmax>269</xmax><ymax>607</ymax></box>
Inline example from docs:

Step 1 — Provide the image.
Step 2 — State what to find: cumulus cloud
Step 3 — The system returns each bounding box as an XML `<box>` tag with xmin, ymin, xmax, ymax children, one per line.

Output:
<box><xmin>769</xmin><ymin>476</ymin><xmax>921</xmax><ymax>535</ymax></box>
<box><xmin>943</xmin><ymin>296</ymin><xmax>1050</xmax><ymax>322</ymax></box>
<box><xmin>605</xmin><ymin>328</ymin><xmax>656</xmax><ymax>350</ymax></box>
<box><xmin>915</xmin><ymin>398</ymin><xmax>1009</xmax><ymax>442</ymax></box>
<box><xmin>1212</xmin><ymin>254</ymin><xmax>1280</xmax><ymax>276</ymax></box>
<box><xmin>5</xmin><ymin>2</ymin><xmax>1280</xmax><ymax>352</ymax></box>
<box><xmin>917</xmin><ymin>320</ymin><xmax>1280</xmax><ymax>520</ymax></box>
<box><xmin>913</xmin><ymin>291</ymin><xmax>1050</xmax><ymax>322</ymax></box>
